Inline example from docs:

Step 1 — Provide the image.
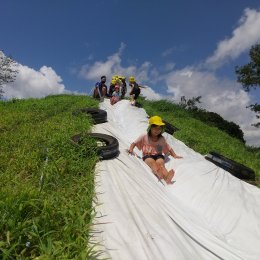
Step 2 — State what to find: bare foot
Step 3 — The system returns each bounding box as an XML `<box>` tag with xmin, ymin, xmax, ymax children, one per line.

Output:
<box><xmin>154</xmin><ymin>171</ymin><xmax>164</xmax><ymax>180</ymax></box>
<box><xmin>165</xmin><ymin>169</ymin><xmax>175</xmax><ymax>184</ymax></box>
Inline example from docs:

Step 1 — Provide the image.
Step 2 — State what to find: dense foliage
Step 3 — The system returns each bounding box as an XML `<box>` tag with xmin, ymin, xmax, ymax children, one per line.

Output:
<box><xmin>235</xmin><ymin>44</ymin><xmax>260</xmax><ymax>90</ymax></box>
<box><xmin>0</xmin><ymin>51</ymin><xmax>18</xmax><ymax>98</ymax></box>
<box><xmin>190</xmin><ymin>110</ymin><xmax>245</xmax><ymax>143</ymax></box>
<box><xmin>235</xmin><ymin>44</ymin><xmax>260</xmax><ymax>127</ymax></box>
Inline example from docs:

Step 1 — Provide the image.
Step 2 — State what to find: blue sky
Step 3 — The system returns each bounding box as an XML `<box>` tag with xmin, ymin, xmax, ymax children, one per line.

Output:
<box><xmin>1</xmin><ymin>0</ymin><xmax>260</xmax><ymax>146</ymax></box>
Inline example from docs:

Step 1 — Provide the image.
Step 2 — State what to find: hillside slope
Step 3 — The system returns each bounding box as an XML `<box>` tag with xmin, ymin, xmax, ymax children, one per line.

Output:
<box><xmin>0</xmin><ymin>94</ymin><xmax>259</xmax><ymax>259</ymax></box>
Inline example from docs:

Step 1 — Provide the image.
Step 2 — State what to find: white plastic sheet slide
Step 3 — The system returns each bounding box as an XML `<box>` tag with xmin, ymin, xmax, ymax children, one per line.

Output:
<box><xmin>91</xmin><ymin>99</ymin><xmax>260</xmax><ymax>260</ymax></box>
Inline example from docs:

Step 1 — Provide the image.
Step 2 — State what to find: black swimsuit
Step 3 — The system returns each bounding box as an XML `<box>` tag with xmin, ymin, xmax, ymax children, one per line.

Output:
<box><xmin>142</xmin><ymin>154</ymin><xmax>165</xmax><ymax>161</ymax></box>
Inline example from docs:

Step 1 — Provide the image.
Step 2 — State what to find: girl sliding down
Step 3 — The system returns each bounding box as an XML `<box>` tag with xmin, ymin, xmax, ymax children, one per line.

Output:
<box><xmin>128</xmin><ymin>116</ymin><xmax>183</xmax><ymax>184</ymax></box>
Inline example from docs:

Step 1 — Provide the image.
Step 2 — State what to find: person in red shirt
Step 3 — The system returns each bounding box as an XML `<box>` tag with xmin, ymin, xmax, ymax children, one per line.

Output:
<box><xmin>110</xmin><ymin>85</ymin><xmax>121</xmax><ymax>105</ymax></box>
<box><xmin>128</xmin><ymin>116</ymin><xmax>182</xmax><ymax>184</ymax></box>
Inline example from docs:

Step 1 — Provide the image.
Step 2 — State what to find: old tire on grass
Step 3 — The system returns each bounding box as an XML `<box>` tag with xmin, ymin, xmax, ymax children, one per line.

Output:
<box><xmin>72</xmin><ymin>108</ymin><xmax>107</xmax><ymax>124</ymax></box>
<box><xmin>163</xmin><ymin>120</ymin><xmax>179</xmax><ymax>135</ymax></box>
<box><xmin>71</xmin><ymin>133</ymin><xmax>119</xmax><ymax>160</ymax></box>
<box><xmin>205</xmin><ymin>151</ymin><xmax>255</xmax><ymax>180</ymax></box>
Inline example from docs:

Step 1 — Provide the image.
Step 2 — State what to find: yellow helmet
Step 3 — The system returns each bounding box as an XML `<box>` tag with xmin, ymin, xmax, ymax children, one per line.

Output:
<box><xmin>129</xmin><ymin>76</ymin><xmax>135</xmax><ymax>83</ymax></box>
<box><xmin>111</xmin><ymin>79</ymin><xmax>117</xmax><ymax>85</ymax></box>
<box><xmin>119</xmin><ymin>75</ymin><xmax>126</xmax><ymax>80</ymax></box>
<box><xmin>149</xmin><ymin>116</ymin><xmax>165</xmax><ymax>126</ymax></box>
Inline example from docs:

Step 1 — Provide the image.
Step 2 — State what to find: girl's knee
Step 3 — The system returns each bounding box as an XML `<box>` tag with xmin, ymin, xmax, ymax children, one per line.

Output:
<box><xmin>156</xmin><ymin>161</ymin><xmax>165</xmax><ymax>168</ymax></box>
<box><xmin>150</xmin><ymin>164</ymin><xmax>159</xmax><ymax>172</ymax></box>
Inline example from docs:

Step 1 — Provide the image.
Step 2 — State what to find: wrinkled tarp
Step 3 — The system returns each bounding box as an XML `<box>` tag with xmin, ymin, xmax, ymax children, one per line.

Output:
<box><xmin>91</xmin><ymin>99</ymin><xmax>260</xmax><ymax>260</ymax></box>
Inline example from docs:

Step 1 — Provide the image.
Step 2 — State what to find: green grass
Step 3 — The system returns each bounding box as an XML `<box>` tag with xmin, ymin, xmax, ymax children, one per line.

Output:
<box><xmin>0</xmin><ymin>95</ymin><xmax>101</xmax><ymax>259</ymax></box>
<box><xmin>0</xmin><ymin>94</ymin><xmax>259</xmax><ymax>258</ymax></box>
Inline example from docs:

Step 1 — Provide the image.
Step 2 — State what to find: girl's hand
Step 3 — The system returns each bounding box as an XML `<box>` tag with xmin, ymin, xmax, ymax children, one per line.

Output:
<box><xmin>173</xmin><ymin>155</ymin><xmax>183</xmax><ymax>159</ymax></box>
<box><xmin>127</xmin><ymin>149</ymin><xmax>134</xmax><ymax>155</ymax></box>
<box><xmin>169</xmin><ymin>149</ymin><xmax>183</xmax><ymax>159</ymax></box>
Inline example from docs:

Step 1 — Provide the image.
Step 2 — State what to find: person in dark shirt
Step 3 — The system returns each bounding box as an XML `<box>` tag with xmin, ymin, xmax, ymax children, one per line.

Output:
<box><xmin>93</xmin><ymin>75</ymin><xmax>108</xmax><ymax>101</ymax></box>
<box><xmin>119</xmin><ymin>76</ymin><xmax>127</xmax><ymax>99</ymax></box>
<box><xmin>128</xmin><ymin>76</ymin><xmax>145</xmax><ymax>105</ymax></box>
<box><xmin>109</xmin><ymin>78</ymin><xmax>117</xmax><ymax>97</ymax></box>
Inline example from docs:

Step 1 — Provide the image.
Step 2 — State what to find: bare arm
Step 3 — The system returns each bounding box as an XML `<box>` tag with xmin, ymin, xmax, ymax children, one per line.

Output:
<box><xmin>169</xmin><ymin>148</ymin><xmax>183</xmax><ymax>159</ymax></box>
<box><xmin>128</xmin><ymin>142</ymin><xmax>136</xmax><ymax>155</ymax></box>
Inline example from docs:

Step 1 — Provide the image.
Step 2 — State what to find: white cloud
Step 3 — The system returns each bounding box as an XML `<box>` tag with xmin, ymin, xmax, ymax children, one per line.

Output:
<box><xmin>164</xmin><ymin>68</ymin><xmax>260</xmax><ymax>146</ymax></box>
<box><xmin>160</xmin><ymin>8</ymin><xmax>260</xmax><ymax>146</ymax></box>
<box><xmin>79</xmin><ymin>43</ymin><xmax>159</xmax><ymax>84</ymax></box>
<box><xmin>164</xmin><ymin>62</ymin><xmax>175</xmax><ymax>71</ymax></box>
<box><xmin>162</xmin><ymin>48</ymin><xmax>174</xmax><ymax>57</ymax></box>
<box><xmin>3</xmin><ymin>64</ymin><xmax>65</xmax><ymax>99</ymax></box>
<box><xmin>79</xmin><ymin>43</ymin><xmax>126</xmax><ymax>80</ymax></box>
<box><xmin>141</xmin><ymin>86</ymin><xmax>164</xmax><ymax>101</ymax></box>
<box><xmin>161</xmin><ymin>46</ymin><xmax>186</xmax><ymax>58</ymax></box>
<box><xmin>206</xmin><ymin>8</ymin><xmax>260</xmax><ymax>68</ymax></box>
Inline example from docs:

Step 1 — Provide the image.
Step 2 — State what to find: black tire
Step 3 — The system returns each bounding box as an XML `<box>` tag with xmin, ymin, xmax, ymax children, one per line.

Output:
<box><xmin>71</xmin><ymin>133</ymin><xmax>119</xmax><ymax>160</ymax></box>
<box><xmin>163</xmin><ymin>120</ymin><xmax>179</xmax><ymax>135</ymax></box>
<box><xmin>72</xmin><ymin>108</ymin><xmax>107</xmax><ymax>124</ymax></box>
<box><xmin>205</xmin><ymin>151</ymin><xmax>255</xmax><ymax>180</ymax></box>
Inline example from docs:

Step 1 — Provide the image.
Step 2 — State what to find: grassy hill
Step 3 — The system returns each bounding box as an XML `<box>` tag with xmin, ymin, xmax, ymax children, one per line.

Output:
<box><xmin>0</xmin><ymin>94</ymin><xmax>259</xmax><ymax>258</ymax></box>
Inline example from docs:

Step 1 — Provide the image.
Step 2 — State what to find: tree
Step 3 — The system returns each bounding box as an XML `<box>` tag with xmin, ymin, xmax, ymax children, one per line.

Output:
<box><xmin>195</xmin><ymin>111</ymin><xmax>245</xmax><ymax>143</ymax></box>
<box><xmin>179</xmin><ymin>95</ymin><xmax>202</xmax><ymax>110</ymax></box>
<box><xmin>179</xmin><ymin>96</ymin><xmax>245</xmax><ymax>142</ymax></box>
<box><xmin>235</xmin><ymin>44</ymin><xmax>260</xmax><ymax>127</ymax></box>
<box><xmin>0</xmin><ymin>50</ymin><xmax>18</xmax><ymax>98</ymax></box>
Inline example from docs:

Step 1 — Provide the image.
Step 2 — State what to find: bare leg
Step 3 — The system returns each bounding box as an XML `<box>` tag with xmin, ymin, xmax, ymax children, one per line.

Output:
<box><xmin>165</xmin><ymin>169</ymin><xmax>175</xmax><ymax>184</ymax></box>
<box><xmin>114</xmin><ymin>96</ymin><xmax>119</xmax><ymax>104</ymax></box>
<box><xmin>111</xmin><ymin>96</ymin><xmax>117</xmax><ymax>105</ymax></box>
<box><xmin>93</xmin><ymin>88</ymin><xmax>99</xmax><ymax>98</ymax></box>
<box><xmin>144</xmin><ymin>158</ymin><xmax>163</xmax><ymax>179</ymax></box>
<box><xmin>130</xmin><ymin>95</ymin><xmax>135</xmax><ymax>105</ymax></box>
<box><xmin>156</xmin><ymin>158</ymin><xmax>175</xmax><ymax>184</ymax></box>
